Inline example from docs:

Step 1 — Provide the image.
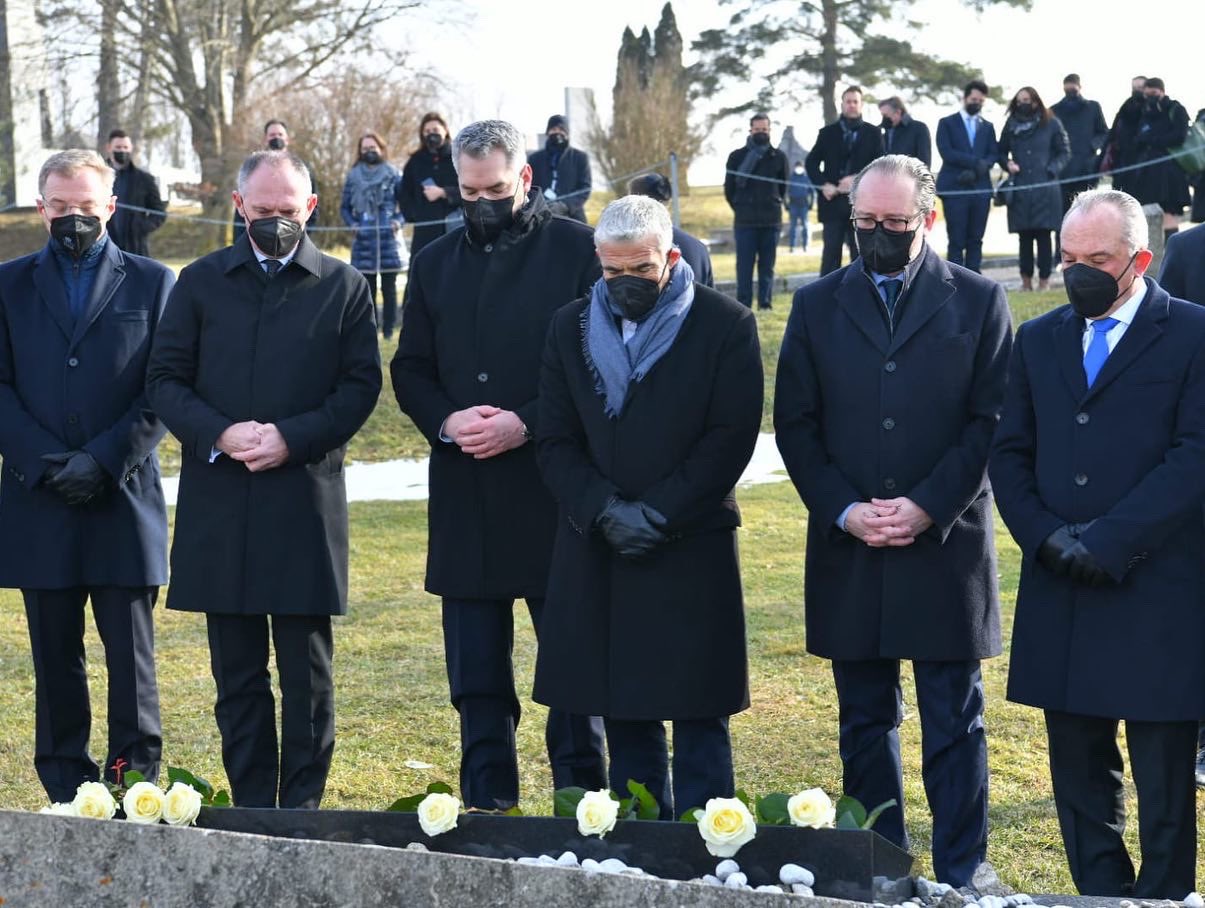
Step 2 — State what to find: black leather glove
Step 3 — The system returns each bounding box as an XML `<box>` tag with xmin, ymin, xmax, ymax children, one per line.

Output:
<box><xmin>595</xmin><ymin>497</ymin><xmax>668</xmax><ymax>559</ymax></box>
<box><xmin>1037</xmin><ymin>525</ymin><xmax>1077</xmax><ymax>576</ymax></box>
<box><xmin>1060</xmin><ymin>541</ymin><xmax>1114</xmax><ymax>587</ymax></box>
<box><xmin>957</xmin><ymin>169</ymin><xmax>977</xmax><ymax>186</ymax></box>
<box><xmin>41</xmin><ymin>451</ymin><xmax>108</xmax><ymax>506</ymax></box>
<box><xmin>975</xmin><ymin>159</ymin><xmax>990</xmax><ymax>177</ymax></box>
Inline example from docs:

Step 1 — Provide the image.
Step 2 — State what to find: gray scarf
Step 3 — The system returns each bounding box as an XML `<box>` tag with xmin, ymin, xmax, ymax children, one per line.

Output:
<box><xmin>583</xmin><ymin>258</ymin><xmax>696</xmax><ymax>419</ymax></box>
<box><xmin>345</xmin><ymin>160</ymin><xmax>399</xmax><ymax>216</ymax></box>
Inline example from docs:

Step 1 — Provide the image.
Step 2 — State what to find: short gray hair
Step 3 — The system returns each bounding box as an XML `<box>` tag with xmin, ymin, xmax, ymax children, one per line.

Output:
<box><xmin>595</xmin><ymin>195</ymin><xmax>673</xmax><ymax>253</ymax></box>
<box><xmin>38</xmin><ymin>149</ymin><xmax>114</xmax><ymax>197</ymax></box>
<box><xmin>237</xmin><ymin>150</ymin><xmax>312</xmax><ymax>195</ymax></box>
<box><xmin>451</xmin><ymin>119</ymin><xmax>525</xmax><ymax>174</ymax></box>
<box><xmin>1063</xmin><ymin>188</ymin><xmax>1149</xmax><ymax>253</ymax></box>
<box><xmin>849</xmin><ymin>154</ymin><xmax>937</xmax><ymax>217</ymax></box>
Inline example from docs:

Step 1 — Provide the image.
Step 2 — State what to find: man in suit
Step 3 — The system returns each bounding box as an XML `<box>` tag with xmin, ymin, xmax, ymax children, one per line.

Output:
<box><xmin>878</xmin><ymin>97</ymin><xmax>932</xmax><ymax>168</ymax></box>
<box><xmin>775</xmin><ymin>154</ymin><xmax>1012</xmax><ymax>885</ymax></box>
<box><xmin>534</xmin><ymin>195</ymin><xmax>762</xmax><ymax>820</ymax></box>
<box><xmin>628</xmin><ymin>172</ymin><xmax>714</xmax><ymax>288</ymax></box>
<box><xmin>527</xmin><ymin>115</ymin><xmax>592</xmax><ymax>223</ymax></box>
<box><xmin>0</xmin><ymin>149</ymin><xmax>173</xmax><ymax>804</ymax></box>
<box><xmin>724</xmin><ymin>112</ymin><xmax>789</xmax><ymax>308</ymax></box>
<box><xmin>146</xmin><ymin>150</ymin><xmax>381</xmax><ymax>809</ymax></box>
<box><xmin>392</xmin><ymin>119</ymin><xmax>606</xmax><ymax>811</ymax></box>
<box><xmin>104</xmin><ymin>129</ymin><xmax>166</xmax><ymax>258</ymax></box>
<box><xmin>935</xmin><ymin>80</ymin><xmax>999</xmax><ymax>273</ymax></box>
<box><xmin>806</xmin><ymin>87</ymin><xmax>884</xmax><ymax>276</ymax></box>
<box><xmin>990</xmin><ymin>190</ymin><xmax>1205</xmax><ymax>899</ymax></box>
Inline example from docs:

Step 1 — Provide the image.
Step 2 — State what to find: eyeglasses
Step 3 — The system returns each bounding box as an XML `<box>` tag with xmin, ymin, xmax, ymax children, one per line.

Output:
<box><xmin>850</xmin><ymin>213</ymin><xmax>924</xmax><ymax>234</ymax></box>
<box><xmin>39</xmin><ymin>198</ymin><xmax>105</xmax><ymax>217</ymax></box>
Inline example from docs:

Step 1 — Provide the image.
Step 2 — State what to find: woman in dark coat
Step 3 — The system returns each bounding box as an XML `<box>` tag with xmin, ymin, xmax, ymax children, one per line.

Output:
<box><xmin>400</xmin><ymin>112</ymin><xmax>462</xmax><ymax>259</ymax></box>
<box><xmin>1126</xmin><ymin>78</ymin><xmax>1191</xmax><ymax>232</ymax></box>
<box><xmin>999</xmin><ymin>86</ymin><xmax>1071</xmax><ymax>290</ymax></box>
<box><xmin>340</xmin><ymin>131</ymin><xmax>406</xmax><ymax>338</ymax></box>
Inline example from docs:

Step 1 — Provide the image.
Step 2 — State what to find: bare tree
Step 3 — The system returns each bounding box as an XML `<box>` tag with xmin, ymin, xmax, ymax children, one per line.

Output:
<box><xmin>96</xmin><ymin>0</ymin><xmax>121</xmax><ymax>147</ymax></box>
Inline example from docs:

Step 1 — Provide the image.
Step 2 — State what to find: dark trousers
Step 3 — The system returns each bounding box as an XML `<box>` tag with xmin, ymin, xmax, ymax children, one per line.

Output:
<box><xmin>23</xmin><ymin>587</ymin><xmax>161</xmax><ymax>804</ymax></box>
<box><xmin>364</xmin><ymin>270</ymin><xmax>399</xmax><ymax>337</ymax></box>
<box><xmin>1044</xmin><ymin>710</ymin><xmax>1197</xmax><ymax>899</ymax></box>
<box><xmin>206</xmin><ymin>613</ymin><xmax>334</xmax><ymax>809</ymax></box>
<box><xmin>442</xmin><ymin>597</ymin><xmax>606</xmax><ymax>809</ymax></box>
<box><xmin>1017</xmin><ymin>229</ymin><xmax>1054</xmax><ymax>278</ymax></box>
<box><xmin>940</xmin><ymin>194</ymin><xmax>991</xmax><ymax>273</ymax></box>
<box><xmin>734</xmin><ymin>225</ymin><xmax>779</xmax><ymax>307</ymax></box>
<box><xmin>604</xmin><ymin>716</ymin><xmax>733</xmax><ymax>821</ymax></box>
<box><xmin>819</xmin><ymin>219</ymin><xmax>857</xmax><ymax>276</ymax></box>
<box><xmin>787</xmin><ymin>204</ymin><xmax>811</xmax><ymax>250</ymax></box>
<box><xmin>832</xmin><ymin>658</ymin><xmax>988</xmax><ymax>887</ymax></box>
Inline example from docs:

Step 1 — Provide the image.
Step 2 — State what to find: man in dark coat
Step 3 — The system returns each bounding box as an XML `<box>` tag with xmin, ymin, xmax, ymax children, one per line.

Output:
<box><xmin>400</xmin><ymin>112</ymin><xmax>462</xmax><ymax>258</ymax></box>
<box><xmin>534</xmin><ymin>195</ymin><xmax>762</xmax><ymax>821</ymax></box>
<box><xmin>146</xmin><ymin>150</ymin><xmax>381</xmax><ymax>809</ymax></box>
<box><xmin>990</xmin><ymin>189</ymin><xmax>1205</xmax><ymax>899</ymax></box>
<box><xmin>775</xmin><ymin>155</ymin><xmax>1012</xmax><ymax>886</ymax></box>
<box><xmin>0</xmin><ymin>149</ymin><xmax>172</xmax><ymax>803</ymax></box>
<box><xmin>1127</xmin><ymin>78</ymin><xmax>1192</xmax><ymax>240</ymax></box>
<box><xmin>726</xmin><ymin>112</ymin><xmax>790</xmax><ymax>307</ymax></box>
<box><xmin>104</xmin><ymin>129</ymin><xmax>166</xmax><ymax>258</ymax></box>
<box><xmin>391</xmin><ymin>119</ymin><xmax>606</xmax><ymax>811</ymax></box>
<box><xmin>628</xmin><ymin>172</ymin><xmax>714</xmax><ymax>288</ymax></box>
<box><xmin>806</xmin><ymin>88</ymin><xmax>884</xmax><ymax>276</ymax></box>
<box><xmin>1103</xmin><ymin>76</ymin><xmax>1147</xmax><ymax>196</ymax></box>
<box><xmin>1049</xmin><ymin>75</ymin><xmax>1109</xmax><ymax>219</ymax></box>
<box><xmin>878</xmin><ymin>97</ymin><xmax>932</xmax><ymax>168</ymax></box>
<box><xmin>935</xmin><ymin>80</ymin><xmax>998</xmax><ymax>274</ymax></box>
<box><xmin>527</xmin><ymin>115</ymin><xmax>592</xmax><ymax>223</ymax></box>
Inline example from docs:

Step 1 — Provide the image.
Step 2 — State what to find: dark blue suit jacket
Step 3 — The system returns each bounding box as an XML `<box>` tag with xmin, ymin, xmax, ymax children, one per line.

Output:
<box><xmin>1157</xmin><ymin>223</ymin><xmax>1205</xmax><ymax>304</ymax></box>
<box><xmin>935</xmin><ymin>112</ymin><xmax>999</xmax><ymax>195</ymax></box>
<box><xmin>0</xmin><ymin>239</ymin><xmax>173</xmax><ymax>588</ymax></box>
<box><xmin>990</xmin><ymin>279</ymin><xmax>1205</xmax><ymax>720</ymax></box>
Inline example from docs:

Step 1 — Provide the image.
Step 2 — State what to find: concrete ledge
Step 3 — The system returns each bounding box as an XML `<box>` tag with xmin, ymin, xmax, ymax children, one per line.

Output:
<box><xmin>0</xmin><ymin>810</ymin><xmax>863</xmax><ymax>907</ymax></box>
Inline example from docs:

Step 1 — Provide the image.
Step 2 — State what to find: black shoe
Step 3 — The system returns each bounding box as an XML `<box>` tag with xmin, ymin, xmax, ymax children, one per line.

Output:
<box><xmin>757</xmin><ymin>303</ymin><xmax>773</xmax><ymax>311</ymax></box>
<box><xmin>1196</xmin><ymin>748</ymin><xmax>1205</xmax><ymax>789</ymax></box>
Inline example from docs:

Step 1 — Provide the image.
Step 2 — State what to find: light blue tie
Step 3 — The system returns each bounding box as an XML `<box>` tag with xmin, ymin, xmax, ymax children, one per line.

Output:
<box><xmin>965</xmin><ymin>116</ymin><xmax>976</xmax><ymax>147</ymax></box>
<box><xmin>1083</xmin><ymin>317</ymin><xmax>1120</xmax><ymax>387</ymax></box>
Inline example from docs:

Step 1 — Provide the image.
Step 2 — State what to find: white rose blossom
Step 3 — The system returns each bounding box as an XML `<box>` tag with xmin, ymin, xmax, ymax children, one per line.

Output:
<box><xmin>575</xmin><ymin>790</ymin><xmax>619</xmax><ymax>838</ymax></box>
<box><xmin>39</xmin><ymin>802</ymin><xmax>76</xmax><ymax>817</ymax></box>
<box><xmin>72</xmin><ymin>781</ymin><xmax>117</xmax><ymax>820</ymax></box>
<box><xmin>697</xmin><ymin>797</ymin><xmax>757</xmax><ymax>857</ymax></box>
<box><xmin>162</xmin><ymin>782</ymin><xmax>203</xmax><ymax>827</ymax></box>
<box><xmin>787</xmin><ymin>787</ymin><xmax>836</xmax><ymax>829</ymax></box>
<box><xmin>122</xmin><ymin>781</ymin><xmax>166</xmax><ymax>824</ymax></box>
<box><xmin>417</xmin><ymin>792</ymin><xmax>460</xmax><ymax>837</ymax></box>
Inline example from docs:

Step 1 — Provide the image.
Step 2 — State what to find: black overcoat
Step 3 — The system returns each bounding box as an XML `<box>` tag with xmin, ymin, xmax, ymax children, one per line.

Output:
<box><xmin>774</xmin><ymin>245</ymin><xmax>1011</xmax><ymax>661</ymax></box>
<box><xmin>998</xmin><ymin>116</ymin><xmax>1071</xmax><ymax>232</ymax></box>
<box><xmin>109</xmin><ymin>164</ymin><xmax>166</xmax><ymax>258</ymax></box>
<box><xmin>881</xmin><ymin>114</ymin><xmax>932</xmax><ymax>168</ymax></box>
<box><xmin>1158</xmin><ymin>224</ymin><xmax>1205</xmax><ymax>304</ymax></box>
<box><xmin>1049</xmin><ymin>96</ymin><xmax>1108</xmax><ymax>184</ymax></box>
<box><xmin>391</xmin><ymin>193</ymin><xmax>600</xmax><ymax>600</ymax></box>
<box><xmin>989</xmin><ymin>280</ymin><xmax>1205</xmax><ymax>721</ymax></box>
<box><xmin>145</xmin><ymin>235</ymin><xmax>381</xmax><ymax>615</ymax></box>
<box><xmin>533</xmin><ymin>283</ymin><xmax>763</xmax><ymax>720</ymax></box>
<box><xmin>724</xmin><ymin>144</ymin><xmax>789</xmax><ymax>228</ymax></box>
<box><xmin>804</xmin><ymin>120</ymin><xmax>883</xmax><ymax>225</ymax></box>
<box><xmin>527</xmin><ymin>146</ymin><xmax>592</xmax><ymax>222</ymax></box>
<box><xmin>0</xmin><ymin>240</ymin><xmax>171</xmax><ymax>588</ymax></box>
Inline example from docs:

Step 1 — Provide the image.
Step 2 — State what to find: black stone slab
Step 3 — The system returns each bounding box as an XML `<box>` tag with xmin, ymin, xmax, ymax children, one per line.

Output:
<box><xmin>197</xmin><ymin>808</ymin><xmax>911</xmax><ymax>899</ymax></box>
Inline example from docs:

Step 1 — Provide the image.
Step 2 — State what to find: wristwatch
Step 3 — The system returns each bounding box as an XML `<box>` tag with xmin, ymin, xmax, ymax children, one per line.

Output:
<box><xmin>521</xmin><ymin>422</ymin><xmax>533</xmax><ymax>440</ymax></box>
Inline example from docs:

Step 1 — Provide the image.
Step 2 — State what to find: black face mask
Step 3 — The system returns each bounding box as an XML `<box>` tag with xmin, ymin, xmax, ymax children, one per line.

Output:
<box><xmin>246</xmin><ymin>215</ymin><xmax>304</xmax><ymax>258</ymax></box>
<box><xmin>51</xmin><ymin>214</ymin><xmax>103</xmax><ymax>261</ymax></box>
<box><xmin>606</xmin><ymin>264</ymin><xmax>667</xmax><ymax>323</ymax></box>
<box><xmin>111</xmin><ymin>151</ymin><xmax>130</xmax><ymax>167</ymax></box>
<box><xmin>751</xmin><ymin>132</ymin><xmax>771</xmax><ymax>146</ymax></box>
<box><xmin>462</xmin><ymin>182</ymin><xmax>521</xmax><ymax>246</ymax></box>
<box><xmin>1063</xmin><ymin>254</ymin><xmax>1138</xmax><ymax>318</ymax></box>
<box><xmin>1131</xmin><ymin>89</ymin><xmax>1144</xmax><ymax>101</ymax></box>
<box><xmin>964</xmin><ymin>102</ymin><xmax>982</xmax><ymax>116</ymax></box>
<box><xmin>424</xmin><ymin>133</ymin><xmax>443</xmax><ymax>152</ymax></box>
<box><xmin>1016</xmin><ymin>102</ymin><xmax>1035</xmax><ymax>118</ymax></box>
<box><xmin>266</xmin><ymin>137</ymin><xmax>286</xmax><ymax>151</ymax></box>
<box><xmin>546</xmin><ymin>134</ymin><xmax>568</xmax><ymax>151</ymax></box>
<box><xmin>856</xmin><ymin>223</ymin><xmax>917</xmax><ymax>275</ymax></box>
<box><xmin>360</xmin><ymin>150</ymin><xmax>381</xmax><ymax>165</ymax></box>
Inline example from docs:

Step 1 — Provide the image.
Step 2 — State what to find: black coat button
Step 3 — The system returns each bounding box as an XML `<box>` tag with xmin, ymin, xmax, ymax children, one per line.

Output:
<box><xmin>1074</xmin><ymin>473</ymin><xmax>1088</xmax><ymax>486</ymax></box>
<box><xmin>884</xmin><ymin>477</ymin><xmax>896</xmax><ymax>491</ymax></box>
<box><xmin>477</xmin><ymin>372</ymin><xmax>489</xmax><ymax>383</ymax></box>
<box><xmin>66</xmin><ymin>414</ymin><xmax>79</xmax><ymax>425</ymax></box>
<box><xmin>884</xmin><ymin>361</ymin><xmax>897</xmax><ymax>373</ymax></box>
<box><xmin>882</xmin><ymin>418</ymin><xmax>895</xmax><ymax>430</ymax></box>
<box><xmin>1075</xmin><ymin>412</ymin><xmax>1089</xmax><ymax>425</ymax></box>
<box><xmin>67</xmin><ymin>357</ymin><xmax>79</xmax><ymax>368</ymax></box>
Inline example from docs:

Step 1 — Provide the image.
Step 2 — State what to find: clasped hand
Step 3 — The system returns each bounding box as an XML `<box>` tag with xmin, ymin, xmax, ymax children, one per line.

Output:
<box><xmin>444</xmin><ymin>406</ymin><xmax>527</xmax><ymax>460</ymax></box>
<box><xmin>41</xmin><ymin>450</ymin><xmax>108</xmax><ymax>505</ymax></box>
<box><xmin>216</xmin><ymin>420</ymin><xmax>289</xmax><ymax>472</ymax></box>
<box><xmin>595</xmin><ymin>497</ymin><xmax>668</xmax><ymax>559</ymax></box>
<box><xmin>1037</xmin><ymin>524</ymin><xmax>1113</xmax><ymax>587</ymax></box>
<box><xmin>846</xmin><ymin>497</ymin><xmax>933</xmax><ymax>548</ymax></box>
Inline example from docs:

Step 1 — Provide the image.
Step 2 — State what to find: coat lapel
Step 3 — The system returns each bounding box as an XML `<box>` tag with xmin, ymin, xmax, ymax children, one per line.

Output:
<box><xmin>1082</xmin><ymin>280</ymin><xmax>1167</xmax><ymax>402</ymax></box>
<box><xmin>70</xmin><ymin>240</ymin><xmax>126</xmax><ymax>348</ymax></box>
<box><xmin>836</xmin><ymin>264</ymin><xmax>890</xmax><ymax>354</ymax></box>
<box><xmin>31</xmin><ymin>244</ymin><xmax>75</xmax><ymax>341</ymax></box>
<box><xmin>887</xmin><ymin>245</ymin><xmax>956</xmax><ymax>355</ymax></box>
<box><xmin>1053</xmin><ymin>307</ymin><xmax>1088</xmax><ymax>399</ymax></box>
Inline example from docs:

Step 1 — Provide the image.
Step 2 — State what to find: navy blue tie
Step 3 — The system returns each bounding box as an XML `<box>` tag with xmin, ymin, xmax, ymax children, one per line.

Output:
<box><xmin>882</xmin><ymin>279</ymin><xmax>903</xmax><ymax>316</ymax></box>
<box><xmin>263</xmin><ymin>259</ymin><xmax>282</xmax><ymax>278</ymax></box>
<box><xmin>1083</xmin><ymin>317</ymin><xmax>1120</xmax><ymax>387</ymax></box>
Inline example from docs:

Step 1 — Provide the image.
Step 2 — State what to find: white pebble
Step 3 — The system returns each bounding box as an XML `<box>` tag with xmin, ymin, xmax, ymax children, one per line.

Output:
<box><xmin>702</xmin><ymin>874</ymin><xmax>723</xmax><ymax>886</ymax></box>
<box><xmin>556</xmin><ymin>851</ymin><xmax>579</xmax><ymax>867</ymax></box>
<box><xmin>581</xmin><ymin>858</ymin><xmax>600</xmax><ymax>872</ymax></box>
<box><xmin>794</xmin><ymin>884</ymin><xmax>815</xmax><ymax>897</ymax></box>
<box><xmin>537</xmin><ymin>854</ymin><xmax>557</xmax><ymax>865</ymax></box>
<box><xmin>1185</xmin><ymin>894</ymin><xmax>1204</xmax><ymax>908</ymax></box>
<box><xmin>716</xmin><ymin>859</ymin><xmax>741</xmax><ymax>881</ymax></box>
<box><xmin>781</xmin><ymin>863</ymin><xmax>816</xmax><ymax>887</ymax></box>
<box><xmin>404</xmin><ymin>842</ymin><xmax>428</xmax><ymax>852</ymax></box>
<box><xmin>516</xmin><ymin>856</ymin><xmax>542</xmax><ymax>866</ymax></box>
<box><xmin>598</xmin><ymin>858</ymin><xmax>627</xmax><ymax>874</ymax></box>
<box><xmin>726</xmin><ymin>872</ymin><xmax>749</xmax><ymax>888</ymax></box>
<box><xmin>758</xmin><ymin>885</ymin><xmax>786</xmax><ymax>894</ymax></box>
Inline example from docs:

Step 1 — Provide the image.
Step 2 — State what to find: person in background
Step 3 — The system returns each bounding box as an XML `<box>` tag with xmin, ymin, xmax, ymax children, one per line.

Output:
<box><xmin>104</xmin><ymin>129</ymin><xmax>166</xmax><ymax>258</ymax></box>
<box><xmin>878</xmin><ymin>97</ymin><xmax>932</xmax><ymax>168</ymax></box>
<box><xmin>1049</xmin><ymin>74</ymin><xmax>1108</xmax><ymax>231</ymax></box>
<box><xmin>400</xmin><ymin>112</ymin><xmax>462</xmax><ymax>259</ymax></box>
<box><xmin>233</xmin><ymin>119</ymin><xmax>319</xmax><ymax>243</ymax></box>
<box><xmin>786</xmin><ymin>160</ymin><xmax>815</xmax><ymax>255</ymax></box>
<box><xmin>1127</xmin><ymin>78</ymin><xmax>1191</xmax><ymax>243</ymax></box>
<box><xmin>935</xmin><ymin>79</ymin><xmax>998</xmax><ymax>274</ymax></box>
<box><xmin>726</xmin><ymin>112</ymin><xmax>790</xmax><ymax>307</ymax></box>
<box><xmin>340</xmin><ymin>131</ymin><xmax>406</xmax><ymax>340</ymax></box>
<box><xmin>527</xmin><ymin>115</ymin><xmax>592</xmax><ymax>223</ymax></box>
<box><xmin>998</xmin><ymin>86</ymin><xmax>1071</xmax><ymax>291</ymax></box>
<box><xmin>627</xmin><ymin>172</ymin><xmax>714</xmax><ymax>288</ymax></box>
<box><xmin>1102</xmin><ymin>77</ymin><xmax>1147</xmax><ymax>196</ymax></box>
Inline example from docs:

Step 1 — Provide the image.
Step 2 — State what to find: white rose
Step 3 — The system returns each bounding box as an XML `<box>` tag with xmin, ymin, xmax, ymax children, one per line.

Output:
<box><xmin>417</xmin><ymin>792</ymin><xmax>460</xmax><ymax>837</ymax></box>
<box><xmin>162</xmin><ymin>782</ymin><xmax>203</xmax><ymax>827</ymax></box>
<box><xmin>575</xmin><ymin>790</ymin><xmax>619</xmax><ymax>838</ymax></box>
<box><xmin>788</xmin><ymin>788</ymin><xmax>836</xmax><ymax>829</ymax></box>
<box><xmin>72</xmin><ymin>781</ymin><xmax>117</xmax><ymax>820</ymax></box>
<box><xmin>122</xmin><ymin>781</ymin><xmax>165</xmax><ymax>824</ymax></box>
<box><xmin>697</xmin><ymin>797</ymin><xmax>756</xmax><ymax>857</ymax></box>
<box><xmin>39</xmin><ymin>802</ymin><xmax>76</xmax><ymax>817</ymax></box>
